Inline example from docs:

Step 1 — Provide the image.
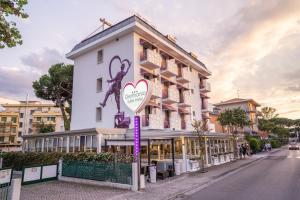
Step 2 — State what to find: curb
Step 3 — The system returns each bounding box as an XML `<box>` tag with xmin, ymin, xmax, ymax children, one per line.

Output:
<box><xmin>166</xmin><ymin>148</ymin><xmax>283</xmax><ymax>200</ymax></box>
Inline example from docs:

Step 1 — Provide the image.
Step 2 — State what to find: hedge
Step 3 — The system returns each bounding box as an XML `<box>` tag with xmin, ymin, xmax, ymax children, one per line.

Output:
<box><xmin>249</xmin><ymin>138</ymin><xmax>260</xmax><ymax>153</ymax></box>
<box><xmin>1</xmin><ymin>152</ymin><xmax>133</xmax><ymax>171</ymax></box>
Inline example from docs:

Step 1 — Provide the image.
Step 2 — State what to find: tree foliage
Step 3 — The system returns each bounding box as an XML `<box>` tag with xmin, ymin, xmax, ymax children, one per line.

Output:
<box><xmin>259</xmin><ymin>107</ymin><xmax>278</xmax><ymax>120</ymax></box>
<box><xmin>33</xmin><ymin>63</ymin><xmax>73</xmax><ymax>130</ymax></box>
<box><xmin>0</xmin><ymin>0</ymin><xmax>28</xmax><ymax>48</ymax></box>
<box><xmin>37</xmin><ymin>121</ymin><xmax>55</xmax><ymax>133</ymax></box>
<box><xmin>217</xmin><ymin>108</ymin><xmax>249</xmax><ymax>133</ymax></box>
<box><xmin>191</xmin><ymin>119</ymin><xmax>209</xmax><ymax>166</ymax></box>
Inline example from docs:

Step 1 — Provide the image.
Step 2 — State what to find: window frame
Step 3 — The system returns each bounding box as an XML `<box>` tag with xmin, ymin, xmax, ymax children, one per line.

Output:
<box><xmin>97</xmin><ymin>49</ymin><xmax>103</xmax><ymax>64</ymax></box>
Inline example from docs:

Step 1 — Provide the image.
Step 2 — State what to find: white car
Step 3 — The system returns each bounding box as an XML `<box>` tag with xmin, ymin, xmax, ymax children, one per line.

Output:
<box><xmin>289</xmin><ymin>142</ymin><xmax>300</xmax><ymax>150</ymax></box>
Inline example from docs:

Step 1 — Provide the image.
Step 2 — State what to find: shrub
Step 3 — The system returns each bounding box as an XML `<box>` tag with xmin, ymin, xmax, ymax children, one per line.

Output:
<box><xmin>270</xmin><ymin>139</ymin><xmax>280</xmax><ymax>148</ymax></box>
<box><xmin>2</xmin><ymin>152</ymin><xmax>133</xmax><ymax>170</ymax></box>
<box><xmin>249</xmin><ymin>138</ymin><xmax>260</xmax><ymax>154</ymax></box>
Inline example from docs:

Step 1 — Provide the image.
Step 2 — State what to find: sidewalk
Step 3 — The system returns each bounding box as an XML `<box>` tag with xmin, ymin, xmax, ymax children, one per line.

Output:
<box><xmin>110</xmin><ymin>148</ymin><xmax>283</xmax><ymax>200</ymax></box>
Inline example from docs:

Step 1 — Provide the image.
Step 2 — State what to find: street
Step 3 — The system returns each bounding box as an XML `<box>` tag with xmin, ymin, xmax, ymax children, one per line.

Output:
<box><xmin>185</xmin><ymin>148</ymin><xmax>300</xmax><ymax>200</ymax></box>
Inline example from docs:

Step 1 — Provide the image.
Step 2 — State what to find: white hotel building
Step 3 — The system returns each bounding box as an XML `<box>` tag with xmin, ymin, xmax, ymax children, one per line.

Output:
<box><xmin>23</xmin><ymin>15</ymin><xmax>234</xmax><ymax>170</ymax></box>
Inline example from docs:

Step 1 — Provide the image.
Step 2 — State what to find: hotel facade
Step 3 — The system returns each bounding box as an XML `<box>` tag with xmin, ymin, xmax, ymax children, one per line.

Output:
<box><xmin>23</xmin><ymin>16</ymin><xmax>235</xmax><ymax>170</ymax></box>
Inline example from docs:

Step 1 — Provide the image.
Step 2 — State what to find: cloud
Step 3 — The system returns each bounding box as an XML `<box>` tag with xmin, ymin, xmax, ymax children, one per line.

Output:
<box><xmin>0</xmin><ymin>48</ymin><xmax>69</xmax><ymax>100</ymax></box>
<box><xmin>0</xmin><ymin>67</ymin><xmax>37</xmax><ymax>99</ymax></box>
<box><xmin>21</xmin><ymin>48</ymin><xmax>67</xmax><ymax>73</ymax></box>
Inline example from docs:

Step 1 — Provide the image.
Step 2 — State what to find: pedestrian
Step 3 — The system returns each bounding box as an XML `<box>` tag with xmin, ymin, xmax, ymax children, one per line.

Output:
<box><xmin>242</xmin><ymin>144</ymin><xmax>247</xmax><ymax>159</ymax></box>
<box><xmin>246</xmin><ymin>144</ymin><xmax>250</xmax><ymax>157</ymax></box>
<box><xmin>239</xmin><ymin>144</ymin><xmax>243</xmax><ymax>159</ymax></box>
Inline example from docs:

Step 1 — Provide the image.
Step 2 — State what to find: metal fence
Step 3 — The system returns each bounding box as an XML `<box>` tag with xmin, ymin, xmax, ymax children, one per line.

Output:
<box><xmin>62</xmin><ymin>161</ymin><xmax>132</xmax><ymax>185</ymax></box>
<box><xmin>0</xmin><ymin>183</ymin><xmax>9</xmax><ymax>200</ymax></box>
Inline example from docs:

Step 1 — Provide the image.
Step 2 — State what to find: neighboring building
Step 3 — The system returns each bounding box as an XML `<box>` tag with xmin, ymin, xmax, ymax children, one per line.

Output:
<box><xmin>23</xmin><ymin>15</ymin><xmax>236</xmax><ymax>169</ymax></box>
<box><xmin>0</xmin><ymin>111</ymin><xmax>20</xmax><ymax>151</ymax></box>
<box><xmin>208</xmin><ymin>104</ymin><xmax>223</xmax><ymax>133</ymax></box>
<box><xmin>214</xmin><ymin>98</ymin><xmax>261</xmax><ymax>134</ymax></box>
<box><xmin>0</xmin><ymin>101</ymin><xmax>64</xmax><ymax>151</ymax></box>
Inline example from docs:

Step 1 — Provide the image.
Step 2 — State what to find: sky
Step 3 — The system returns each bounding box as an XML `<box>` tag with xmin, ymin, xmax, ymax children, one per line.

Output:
<box><xmin>0</xmin><ymin>0</ymin><xmax>300</xmax><ymax>119</ymax></box>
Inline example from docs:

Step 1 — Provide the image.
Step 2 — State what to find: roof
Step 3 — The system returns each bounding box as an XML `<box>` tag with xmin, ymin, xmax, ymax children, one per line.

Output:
<box><xmin>214</xmin><ymin>98</ymin><xmax>261</xmax><ymax>107</ymax></box>
<box><xmin>67</xmin><ymin>15</ymin><xmax>208</xmax><ymax>70</ymax></box>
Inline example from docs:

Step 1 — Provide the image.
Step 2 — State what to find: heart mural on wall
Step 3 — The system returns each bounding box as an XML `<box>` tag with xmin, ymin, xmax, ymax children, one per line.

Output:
<box><xmin>122</xmin><ymin>79</ymin><xmax>152</xmax><ymax>113</ymax></box>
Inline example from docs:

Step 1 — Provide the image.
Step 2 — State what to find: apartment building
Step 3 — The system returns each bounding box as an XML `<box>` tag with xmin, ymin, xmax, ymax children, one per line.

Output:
<box><xmin>23</xmin><ymin>15</ymin><xmax>235</xmax><ymax>170</ymax></box>
<box><xmin>0</xmin><ymin>111</ymin><xmax>20</xmax><ymax>151</ymax></box>
<box><xmin>214</xmin><ymin>98</ymin><xmax>261</xmax><ymax>134</ymax></box>
<box><xmin>0</xmin><ymin>101</ymin><xmax>64</xmax><ymax>151</ymax></box>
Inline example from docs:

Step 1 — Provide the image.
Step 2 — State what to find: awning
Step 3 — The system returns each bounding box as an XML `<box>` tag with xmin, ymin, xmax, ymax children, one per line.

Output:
<box><xmin>147</xmin><ymin>101</ymin><xmax>160</xmax><ymax>108</ymax></box>
<box><xmin>140</xmin><ymin>68</ymin><xmax>159</xmax><ymax>78</ymax></box>
<box><xmin>178</xmin><ymin>108</ymin><xmax>190</xmax><ymax>115</ymax></box>
<box><xmin>177</xmin><ymin>83</ymin><xmax>189</xmax><ymax>90</ymax></box>
<box><xmin>162</xmin><ymin>104</ymin><xmax>177</xmax><ymax>111</ymax></box>
<box><xmin>161</xmin><ymin>75</ymin><xmax>176</xmax><ymax>85</ymax></box>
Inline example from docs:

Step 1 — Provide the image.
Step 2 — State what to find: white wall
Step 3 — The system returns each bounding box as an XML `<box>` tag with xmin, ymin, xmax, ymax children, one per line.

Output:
<box><xmin>71</xmin><ymin>33</ymin><xmax>135</xmax><ymax>130</ymax></box>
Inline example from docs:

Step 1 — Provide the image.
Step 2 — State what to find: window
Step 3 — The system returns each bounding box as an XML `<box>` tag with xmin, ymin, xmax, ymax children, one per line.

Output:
<box><xmin>29</xmin><ymin>119</ymin><xmax>33</xmax><ymax>124</ymax></box>
<box><xmin>11</xmin><ymin>117</ymin><xmax>17</xmax><ymax>123</ymax></box>
<box><xmin>96</xmin><ymin>107</ymin><xmax>102</xmax><ymax>121</ymax></box>
<box><xmin>193</xmin><ymin>111</ymin><xmax>195</xmax><ymax>116</ymax></box>
<box><xmin>92</xmin><ymin>135</ymin><xmax>97</xmax><ymax>152</ymax></box>
<box><xmin>97</xmin><ymin>50</ymin><xmax>103</xmax><ymax>64</ymax></box>
<box><xmin>20</xmin><ymin>113</ymin><xmax>24</xmax><ymax>118</ymax></box>
<box><xmin>189</xmin><ymin>67</ymin><xmax>192</xmax><ymax>72</ymax></box>
<box><xmin>191</xmin><ymin>89</ymin><xmax>194</xmax><ymax>94</ymax></box>
<box><xmin>37</xmin><ymin>117</ymin><xmax>41</xmax><ymax>122</ymax></box>
<box><xmin>1</xmin><ymin>117</ymin><xmax>7</xmax><ymax>122</ymax></box>
<box><xmin>11</xmin><ymin>127</ymin><xmax>16</xmax><ymax>133</ymax></box>
<box><xmin>18</xmin><ymin>131</ymin><xmax>22</xmax><ymax>137</ymax></box>
<box><xmin>30</xmin><ymin>110</ymin><xmax>34</xmax><ymax>115</ymax></box>
<box><xmin>47</xmin><ymin>117</ymin><xmax>55</xmax><ymax>122</ymax></box>
<box><xmin>69</xmin><ymin>136</ymin><xmax>74</xmax><ymax>153</ymax></box>
<box><xmin>96</xmin><ymin>78</ymin><xmax>103</xmax><ymax>92</ymax></box>
<box><xmin>19</xmin><ymin>122</ymin><xmax>23</xmax><ymax>127</ymax></box>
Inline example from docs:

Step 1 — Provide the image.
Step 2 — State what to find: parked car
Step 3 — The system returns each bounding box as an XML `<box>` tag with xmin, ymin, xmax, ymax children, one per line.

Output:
<box><xmin>288</xmin><ymin>142</ymin><xmax>300</xmax><ymax>150</ymax></box>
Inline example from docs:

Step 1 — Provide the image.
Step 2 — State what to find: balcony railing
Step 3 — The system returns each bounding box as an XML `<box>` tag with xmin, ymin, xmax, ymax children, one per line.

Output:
<box><xmin>200</xmin><ymin>82</ymin><xmax>211</xmax><ymax>92</ymax></box>
<box><xmin>161</xmin><ymin>59</ymin><xmax>177</xmax><ymax>77</ymax></box>
<box><xmin>177</xmin><ymin>67</ymin><xmax>190</xmax><ymax>83</ymax></box>
<box><xmin>162</xmin><ymin>85</ymin><xmax>179</xmax><ymax>103</ymax></box>
<box><xmin>140</xmin><ymin>49</ymin><xmax>161</xmax><ymax>70</ymax></box>
<box><xmin>151</xmin><ymin>82</ymin><xmax>162</xmax><ymax>98</ymax></box>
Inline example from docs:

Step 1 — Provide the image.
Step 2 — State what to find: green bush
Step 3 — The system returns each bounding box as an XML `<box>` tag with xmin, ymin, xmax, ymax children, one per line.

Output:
<box><xmin>270</xmin><ymin>139</ymin><xmax>280</xmax><ymax>148</ymax></box>
<box><xmin>249</xmin><ymin>138</ymin><xmax>260</xmax><ymax>153</ymax></box>
<box><xmin>2</xmin><ymin>152</ymin><xmax>133</xmax><ymax>171</ymax></box>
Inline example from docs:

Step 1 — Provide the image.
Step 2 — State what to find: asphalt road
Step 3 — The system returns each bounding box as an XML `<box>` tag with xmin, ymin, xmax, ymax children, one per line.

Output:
<box><xmin>185</xmin><ymin>147</ymin><xmax>300</xmax><ymax>200</ymax></box>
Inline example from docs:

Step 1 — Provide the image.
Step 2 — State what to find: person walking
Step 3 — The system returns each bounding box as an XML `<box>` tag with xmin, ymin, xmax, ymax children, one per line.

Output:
<box><xmin>239</xmin><ymin>144</ymin><xmax>243</xmax><ymax>159</ymax></box>
<box><xmin>242</xmin><ymin>144</ymin><xmax>247</xmax><ymax>159</ymax></box>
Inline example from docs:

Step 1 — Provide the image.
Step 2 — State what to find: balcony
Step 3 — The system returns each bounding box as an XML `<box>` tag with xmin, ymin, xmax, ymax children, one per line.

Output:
<box><xmin>150</xmin><ymin>82</ymin><xmax>162</xmax><ymax>99</ymax></box>
<box><xmin>200</xmin><ymin>82</ymin><xmax>211</xmax><ymax>93</ymax></box>
<box><xmin>162</xmin><ymin>85</ymin><xmax>179</xmax><ymax>104</ymax></box>
<box><xmin>202</xmin><ymin>112</ymin><xmax>210</xmax><ymax>120</ymax></box>
<box><xmin>178</xmin><ymin>93</ymin><xmax>191</xmax><ymax>107</ymax></box>
<box><xmin>142</xmin><ymin>114</ymin><xmax>163</xmax><ymax>129</ymax></box>
<box><xmin>161</xmin><ymin>59</ymin><xmax>177</xmax><ymax>77</ymax></box>
<box><xmin>140</xmin><ymin>49</ymin><xmax>161</xmax><ymax>70</ymax></box>
<box><xmin>177</xmin><ymin>67</ymin><xmax>190</xmax><ymax>84</ymax></box>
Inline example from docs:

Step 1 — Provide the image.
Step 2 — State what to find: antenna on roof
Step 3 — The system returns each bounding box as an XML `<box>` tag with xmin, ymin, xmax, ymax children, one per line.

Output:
<box><xmin>100</xmin><ymin>18</ymin><xmax>112</xmax><ymax>30</ymax></box>
<box><xmin>83</xmin><ymin>18</ymin><xmax>112</xmax><ymax>40</ymax></box>
<box><xmin>237</xmin><ymin>89</ymin><xmax>240</xmax><ymax>99</ymax></box>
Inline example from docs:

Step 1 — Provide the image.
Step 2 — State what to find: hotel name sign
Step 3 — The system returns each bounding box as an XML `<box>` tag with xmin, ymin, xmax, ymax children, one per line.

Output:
<box><xmin>123</xmin><ymin>79</ymin><xmax>152</xmax><ymax>113</ymax></box>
